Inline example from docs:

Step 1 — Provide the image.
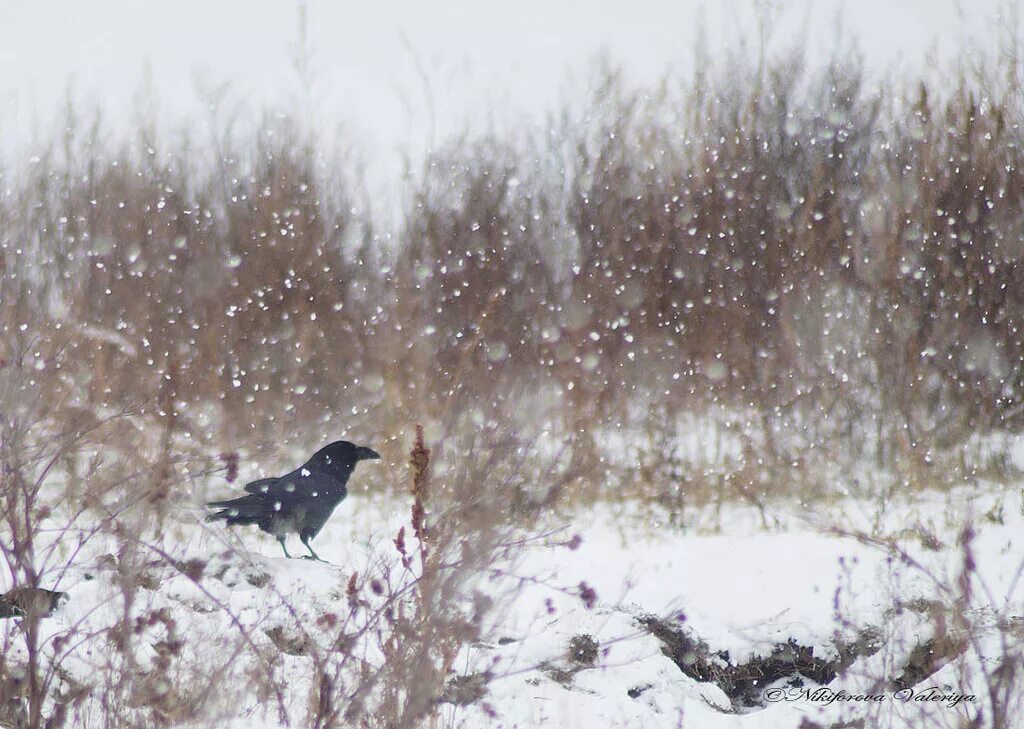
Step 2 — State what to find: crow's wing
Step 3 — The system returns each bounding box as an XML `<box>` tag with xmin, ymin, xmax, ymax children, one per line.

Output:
<box><xmin>243</xmin><ymin>476</ymin><xmax>282</xmax><ymax>495</ymax></box>
<box><xmin>243</xmin><ymin>464</ymin><xmax>327</xmax><ymax>495</ymax></box>
<box><xmin>239</xmin><ymin>470</ymin><xmax>341</xmax><ymax>507</ymax></box>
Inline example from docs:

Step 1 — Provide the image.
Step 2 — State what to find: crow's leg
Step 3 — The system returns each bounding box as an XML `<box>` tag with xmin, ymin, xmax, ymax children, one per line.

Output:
<box><xmin>277</xmin><ymin>537</ymin><xmax>293</xmax><ymax>559</ymax></box>
<box><xmin>300</xmin><ymin>534</ymin><xmax>325</xmax><ymax>562</ymax></box>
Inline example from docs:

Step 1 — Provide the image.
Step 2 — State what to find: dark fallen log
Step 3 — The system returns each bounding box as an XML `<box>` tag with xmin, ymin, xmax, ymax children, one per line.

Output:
<box><xmin>890</xmin><ymin>634</ymin><xmax>968</xmax><ymax>691</ymax></box>
<box><xmin>637</xmin><ymin>614</ymin><xmax>883</xmax><ymax>709</ymax></box>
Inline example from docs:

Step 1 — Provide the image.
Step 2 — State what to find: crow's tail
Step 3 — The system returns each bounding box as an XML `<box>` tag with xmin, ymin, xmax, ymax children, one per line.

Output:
<box><xmin>205</xmin><ymin>498</ymin><xmax>233</xmax><ymax>522</ymax></box>
<box><xmin>205</xmin><ymin>495</ymin><xmax>267</xmax><ymax>525</ymax></box>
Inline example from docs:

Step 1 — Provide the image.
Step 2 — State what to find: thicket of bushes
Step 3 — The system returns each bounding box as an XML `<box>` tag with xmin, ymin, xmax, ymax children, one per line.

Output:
<box><xmin>2</xmin><ymin>52</ymin><xmax>1023</xmax><ymax>498</ymax></box>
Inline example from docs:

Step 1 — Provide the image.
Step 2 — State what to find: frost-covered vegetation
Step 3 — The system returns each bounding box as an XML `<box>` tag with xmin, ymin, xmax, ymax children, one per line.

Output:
<box><xmin>1</xmin><ymin>37</ymin><xmax>1024</xmax><ymax>729</ymax></box>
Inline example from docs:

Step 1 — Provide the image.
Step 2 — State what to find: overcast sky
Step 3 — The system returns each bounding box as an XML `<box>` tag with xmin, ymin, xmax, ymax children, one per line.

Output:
<box><xmin>0</xmin><ymin>0</ymin><xmax>1008</xmax><ymax>192</ymax></box>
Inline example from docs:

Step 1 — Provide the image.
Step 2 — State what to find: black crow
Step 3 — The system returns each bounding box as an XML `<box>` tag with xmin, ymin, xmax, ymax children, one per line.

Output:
<box><xmin>0</xmin><ymin>588</ymin><xmax>68</xmax><ymax>619</ymax></box>
<box><xmin>206</xmin><ymin>440</ymin><xmax>380</xmax><ymax>560</ymax></box>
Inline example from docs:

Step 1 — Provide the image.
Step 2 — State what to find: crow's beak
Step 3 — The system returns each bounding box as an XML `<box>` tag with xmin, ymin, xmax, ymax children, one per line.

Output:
<box><xmin>359</xmin><ymin>448</ymin><xmax>382</xmax><ymax>461</ymax></box>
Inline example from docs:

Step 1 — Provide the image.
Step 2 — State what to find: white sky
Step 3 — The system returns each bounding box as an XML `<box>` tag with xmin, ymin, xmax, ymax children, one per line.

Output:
<box><xmin>0</xmin><ymin>0</ymin><xmax>1009</xmax><ymax>194</ymax></box>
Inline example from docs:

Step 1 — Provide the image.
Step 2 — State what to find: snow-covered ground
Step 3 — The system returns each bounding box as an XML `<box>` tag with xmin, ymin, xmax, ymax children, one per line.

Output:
<box><xmin>18</xmin><ymin>465</ymin><xmax>1023</xmax><ymax>728</ymax></box>
<box><xmin>445</xmin><ymin>482</ymin><xmax>1024</xmax><ymax>728</ymax></box>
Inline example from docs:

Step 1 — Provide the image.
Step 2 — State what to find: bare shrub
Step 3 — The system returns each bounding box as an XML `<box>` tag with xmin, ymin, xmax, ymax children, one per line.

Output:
<box><xmin>6</xmin><ymin>49</ymin><xmax>1024</xmax><ymax>502</ymax></box>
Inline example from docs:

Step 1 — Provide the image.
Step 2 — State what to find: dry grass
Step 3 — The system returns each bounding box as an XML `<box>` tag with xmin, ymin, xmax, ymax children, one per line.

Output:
<box><xmin>4</xmin><ymin>51</ymin><xmax>1022</xmax><ymax>508</ymax></box>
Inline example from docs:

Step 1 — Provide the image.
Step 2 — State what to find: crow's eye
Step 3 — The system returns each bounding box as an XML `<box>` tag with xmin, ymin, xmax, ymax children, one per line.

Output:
<box><xmin>260</xmin><ymin>485</ymin><xmax>270</xmax><ymax>493</ymax></box>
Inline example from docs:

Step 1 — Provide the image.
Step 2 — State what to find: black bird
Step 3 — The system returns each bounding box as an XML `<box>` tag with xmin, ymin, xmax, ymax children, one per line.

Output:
<box><xmin>206</xmin><ymin>441</ymin><xmax>381</xmax><ymax>561</ymax></box>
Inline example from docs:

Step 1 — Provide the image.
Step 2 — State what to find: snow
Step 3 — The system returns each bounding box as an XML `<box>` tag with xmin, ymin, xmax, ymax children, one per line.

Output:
<box><xmin>14</xmin><ymin>474</ymin><xmax>1022</xmax><ymax>728</ymax></box>
<box><xmin>445</xmin><ymin>488</ymin><xmax>1024</xmax><ymax>728</ymax></box>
